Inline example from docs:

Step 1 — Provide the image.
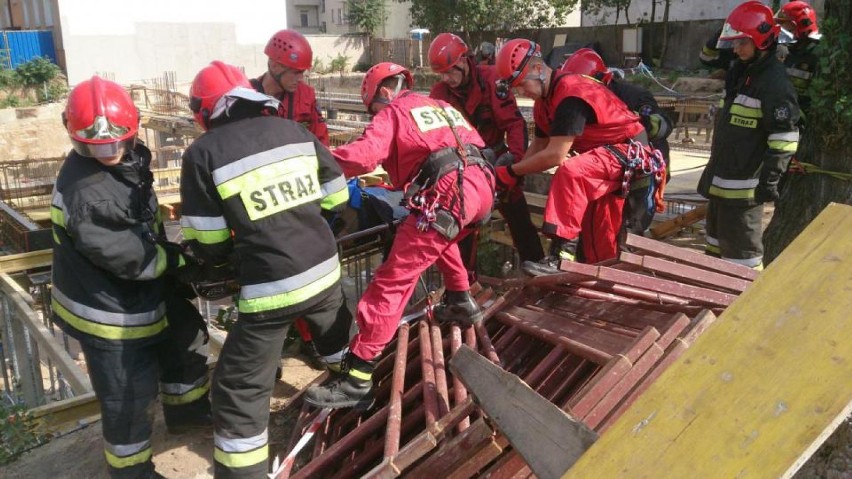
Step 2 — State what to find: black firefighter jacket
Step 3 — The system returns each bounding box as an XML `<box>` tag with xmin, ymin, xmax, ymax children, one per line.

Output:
<box><xmin>699</xmin><ymin>50</ymin><xmax>800</xmax><ymax>206</ymax></box>
<box><xmin>179</xmin><ymin>115</ymin><xmax>349</xmax><ymax>321</ymax></box>
<box><xmin>51</xmin><ymin>144</ymin><xmax>181</xmax><ymax>345</ymax></box>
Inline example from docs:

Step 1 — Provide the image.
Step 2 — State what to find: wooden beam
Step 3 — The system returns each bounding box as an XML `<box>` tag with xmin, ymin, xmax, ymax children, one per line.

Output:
<box><xmin>649</xmin><ymin>203</ymin><xmax>707</xmax><ymax>239</ymax></box>
<box><xmin>450</xmin><ymin>345</ymin><xmax>598</xmax><ymax>479</ymax></box>
<box><xmin>28</xmin><ymin>392</ymin><xmax>100</xmax><ymax>436</ymax></box>
<box><xmin>0</xmin><ymin>249</ymin><xmax>52</xmax><ymax>273</ymax></box>
<box><xmin>564</xmin><ymin>203</ymin><xmax>852</xmax><ymax>479</ymax></box>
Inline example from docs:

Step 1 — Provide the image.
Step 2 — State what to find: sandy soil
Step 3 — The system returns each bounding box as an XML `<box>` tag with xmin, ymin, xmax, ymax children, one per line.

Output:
<box><xmin>1</xmin><ymin>355</ymin><xmax>323</xmax><ymax>479</ymax></box>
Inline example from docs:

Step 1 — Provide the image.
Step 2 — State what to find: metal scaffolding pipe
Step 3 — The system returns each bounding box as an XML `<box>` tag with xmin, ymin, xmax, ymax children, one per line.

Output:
<box><xmin>418</xmin><ymin>320</ymin><xmax>439</xmax><ymax>427</ymax></box>
<box><xmin>429</xmin><ymin>322</ymin><xmax>450</xmax><ymax>419</ymax></box>
<box><xmin>449</xmin><ymin>325</ymin><xmax>469</xmax><ymax>432</ymax></box>
<box><xmin>384</xmin><ymin>322</ymin><xmax>410</xmax><ymax>457</ymax></box>
<box><xmin>495</xmin><ymin>311</ymin><xmax>613</xmax><ymax>365</ymax></box>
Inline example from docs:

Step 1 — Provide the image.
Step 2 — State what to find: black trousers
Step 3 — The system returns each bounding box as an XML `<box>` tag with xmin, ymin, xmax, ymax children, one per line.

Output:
<box><xmin>211</xmin><ymin>285</ymin><xmax>351</xmax><ymax>479</ymax></box>
<box><xmin>704</xmin><ymin>199</ymin><xmax>765</xmax><ymax>268</ymax></box>
<box><xmin>82</xmin><ymin>295</ymin><xmax>209</xmax><ymax>479</ymax></box>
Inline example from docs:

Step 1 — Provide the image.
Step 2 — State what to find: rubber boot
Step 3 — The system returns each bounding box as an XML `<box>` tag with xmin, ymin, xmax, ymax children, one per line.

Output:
<box><xmin>433</xmin><ymin>290</ymin><xmax>482</xmax><ymax>327</ymax></box>
<box><xmin>163</xmin><ymin>395</ymin><xmax>212</xmax><ymax>434</ymax></box>
<box><xmin>303</xmin><ymin>354</ymin><xmax>376</xmax><ymax>410</ymax></box>
<box><xmin>522</xmin><ymin>237</ymin><xmax>579</xmax><ymax>276</ymax></box>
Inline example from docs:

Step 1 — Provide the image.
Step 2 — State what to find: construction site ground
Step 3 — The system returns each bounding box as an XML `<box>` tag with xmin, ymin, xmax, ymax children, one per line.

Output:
<box><xmin>2</xmin><ymin>146</ymin><xmax>850</xmax><ymax>478</ymax></box>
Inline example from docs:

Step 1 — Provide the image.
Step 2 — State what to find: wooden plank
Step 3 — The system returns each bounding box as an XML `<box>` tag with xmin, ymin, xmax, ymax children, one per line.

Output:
<box><xmin>28</xmin><ymin>391</ymin><xmax>100</xmax><ymax>436</ymax></box>
<box><xmin>450</xmin><ymin>345</ymin><xmax>597</xmax><ymax>479</ymax></box>
<box><xmin>405</xmin><ymin>418</ymin><xmax>505</xmax><ymax>478</ymax></box>
<box><xmin>619</xmin><ymin>251</ymin><xmax>751</xmax><ymax>293</ymax></box>
<box><xmin>625</xmin><ymin>233</ymin><xmax>758</xmax><ymax>280</ymax></box>
<box><xmin>557</xmin><ymin>262</ymin><xmax>737</xmax><ymax>307</ymax></box>
<box><xmin>648</xmin><ymin>203</ymin><xmax>707</xmax><ymax>239</ymax></box>
<box><xmin>0</xmin><ymin>249</ymin><xmax>52</xmax><ymax>273</ymax></box>
<box><xmin>564</xmin><ymin>203</ymin><xmax>852</xmax><ymax>479</ymax></box>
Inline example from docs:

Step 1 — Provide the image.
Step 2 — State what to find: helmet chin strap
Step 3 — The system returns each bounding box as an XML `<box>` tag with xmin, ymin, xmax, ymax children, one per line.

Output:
<box><xmin>372</xmin><ymin>75</ymin><xmax>406</xmax><ymax>107</ymax></box>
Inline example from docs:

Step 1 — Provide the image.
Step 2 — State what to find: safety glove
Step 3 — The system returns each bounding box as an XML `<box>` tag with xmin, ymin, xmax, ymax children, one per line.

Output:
<box><xmin>494</xmin><ymin>164</ymin><xmax>519</xmax><ymax>192</ymax></box>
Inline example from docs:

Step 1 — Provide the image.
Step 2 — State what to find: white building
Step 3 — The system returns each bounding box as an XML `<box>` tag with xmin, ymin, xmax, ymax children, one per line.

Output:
<box><xmin>287</xmin><ymin>0</ymin><xmax>413</xmax><ymax>38</ymax></box>
<box><xmin>582</xmin><ymin>0</ymin><xmax>825</xmax><ymax>26</ymax></box>
<box><xmin>0</xmin><ymin>0</ymin><xmax>365</xmax><ymax>85</ymax></box>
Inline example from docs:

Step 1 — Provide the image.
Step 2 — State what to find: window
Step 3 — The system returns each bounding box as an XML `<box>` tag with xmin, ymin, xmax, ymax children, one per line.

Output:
<box><xmin>300</xmin><ymin>10</ymin><xmax>309</xmax><ymax>27</ymax></box>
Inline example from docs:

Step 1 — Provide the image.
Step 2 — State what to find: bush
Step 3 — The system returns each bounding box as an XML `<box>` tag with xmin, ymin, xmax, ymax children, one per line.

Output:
<box><xmin>312</xmin><ymin>57</ymin><xmax>326</xmax><ymax>75</ymax></box>
<box><xmin>353</xmin><ymin>61</ymin><xmax>371</xmax><ymax>73</ymax></box>
<box><xmin>1</xmin><ymin>400</ymin><xmax>45</xmax><ymax>465</ymax></box>
<box><xmin>329</xmin><ymin>53</ymin><xmax>350</xmax><ymax>77</ymax></box>
<box><xmin>15</xmin><ymin>57</ymin><xmax>60</xmax><ymax>87</ymax></box>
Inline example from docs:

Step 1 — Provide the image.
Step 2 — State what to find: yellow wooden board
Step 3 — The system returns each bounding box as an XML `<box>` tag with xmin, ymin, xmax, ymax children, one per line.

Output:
<box><xmin>564</xmin><ymin>202</ymin><xmax>852</xmax><ymax>479</ymax></box>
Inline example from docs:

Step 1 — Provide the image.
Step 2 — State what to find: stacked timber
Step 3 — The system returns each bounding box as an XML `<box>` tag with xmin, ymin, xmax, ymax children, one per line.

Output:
<box><xmin>277</xmin><ymin>233</ymin><xmax>756</xmax><ymax>479</ymax></box>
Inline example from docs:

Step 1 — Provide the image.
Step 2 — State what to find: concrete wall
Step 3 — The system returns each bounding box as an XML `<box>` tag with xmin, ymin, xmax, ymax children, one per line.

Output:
<box><xmin>305</xmin><ymin>34</ymin><xmax>369</xmax><ymax>70</ymax></box>
<box><xmin>57</xmin><ymin>0</ymin><xmax>288</xmax><ymax>85</ymax></box>
<box><xmin>581</xmin><ymin>0</ymin><xmax>743</xmax><ymax>26</ymax></box>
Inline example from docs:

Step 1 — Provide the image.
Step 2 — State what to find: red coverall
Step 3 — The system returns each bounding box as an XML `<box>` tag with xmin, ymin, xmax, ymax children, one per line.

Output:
<box><xmin>252</xmin><ymin>75</ymin><xmax>330</xmax><ymax>146</ymax></box>
<box><xmin>430</xmin><ymin>58</ymin><xmax>543</xmax><ymax>263</ymax></box>
<box><xmin>535</xmin><ymin>74</ymin><xmax>645</xmax><ymax>263</ymax></box>
<box><xmin>333</xmin><ymin>91</ymin><xmax>494</xmax><ymax>360</ymax></box>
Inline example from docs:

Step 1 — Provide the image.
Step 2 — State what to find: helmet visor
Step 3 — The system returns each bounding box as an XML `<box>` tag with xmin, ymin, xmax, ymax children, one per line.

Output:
<box><xmin>73</xmin><ymin>115</ymin><xmax>130</xmax><ymax>142</ymax></box>
<box><xmin>717</xmin><ymin>22</ymin><xmax>749</xmax><ymax>49</ymax></box>
<box><xmin>209</xmin><ymin>87</ymin><xmax>279</xmax><ymax>121</ymax></box>
<box><xmin>71</xmin><ymin>137</ymin><xmax>133</xmax><ymax>159</ymax></box>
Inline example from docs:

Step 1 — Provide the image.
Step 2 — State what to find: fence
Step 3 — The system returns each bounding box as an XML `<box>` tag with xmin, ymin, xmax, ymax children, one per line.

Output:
<box><xmin>371</xmin><ymin>38</ymin><xmax>430</xmax><ymax>69</ymax></box>
<box><xmin>0</xmin><ymin>30</ymin><xmax>56</xmax><ymax>69</ymax></box>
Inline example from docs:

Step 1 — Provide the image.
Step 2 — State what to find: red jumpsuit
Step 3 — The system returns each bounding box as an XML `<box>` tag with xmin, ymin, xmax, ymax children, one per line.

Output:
<box><xmin>430</xmin><ymin>59</ymin><xmax>543</xmax><ymax>263</ymax></box>
<box><xmin>252</xmin><ymin>75</ymin><xmax>330</xmax><ymax>146</ymax></box>
<box><xmin>333</xmin><ymin>91</ymin><xmax>494</xmax><ymax>360</ymax></box>
<box><xmin>535</xmin><ymin>74</ymin><xmax>645</xmax><ymax>263</ymax></box>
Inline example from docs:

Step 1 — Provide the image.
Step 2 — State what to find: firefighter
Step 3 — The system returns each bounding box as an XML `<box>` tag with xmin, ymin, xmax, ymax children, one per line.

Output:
<box><xmin>252</xmin><ymin>28</ymin><xmax>331</xmax><ymax>364</ymax></box>
<box><xmin>304</xmin><ymin>62</ymin><xmax>495</xmax><ymax>409</ymax></box>
<box><xmin>560</xmin><ymin>48</ymin><xmax>672</xmax><ymax>235</ymax></box>
<box><xmin>493</xmin><ymin>39</ymin><xmax>660</xmax><ymax>273</ymax></box>
<box><xmin>429</xmin><ymin>33</ymin><xmax>544</xmax><ymax>267</ymax></box>
<box><xmin>252</xmin><ymin>29</ymin><xmax>330</xmax><ymax>146</ymax></box>
<box><xmin>698</xmin><ymin>1</ymin><xmax>799</xmax><ymax>270</ymax></box>
<box><xmin>52</xmin><ymin>77</ymin><xmax>210</xmax><ymax>479</ymax></box>
<box><xmin>182</xmin><ymin>61</ymin><xmax>352</xmax><ymax>478</ymax></box>
<box><xmin>775</xmin><ymin>0</ymin><xmax>821</xmax><ymax>117</ymax></box>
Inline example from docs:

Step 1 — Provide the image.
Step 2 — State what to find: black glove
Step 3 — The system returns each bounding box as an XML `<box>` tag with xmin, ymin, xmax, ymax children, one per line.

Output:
<box><xmin>754</xmin><ymin>183</ymin><xmax>779</xmax><ymax>204</ymax></box>
<box><xmin>172</xmin><ymin>254</ymin><xmax>205</xmax><ymax>284</ymax></box>
<box><xmin>160</xmin><ymin>241</ymin><xmax>186</xmax><ymax>272</ymax></box>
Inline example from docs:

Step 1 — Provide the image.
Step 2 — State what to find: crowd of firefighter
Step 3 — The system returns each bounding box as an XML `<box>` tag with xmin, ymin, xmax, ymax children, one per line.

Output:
<box><xmin>46</xmin><ymin>1</ymin><xmax>820</xmax><ymax>478</ymax></box>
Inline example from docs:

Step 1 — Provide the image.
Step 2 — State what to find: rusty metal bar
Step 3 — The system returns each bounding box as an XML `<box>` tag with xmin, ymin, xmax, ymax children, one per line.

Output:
<box><xmin>339</xmin><ymin>403</ymin><xmax>427</xmax><ymax>479</ymax></box>
<box><xmin>430</xmin><ymin>322</ymin><xmax>451</xmax><ymax>419</ymax></box>
<box><xmin>449</xmin><ymin>325</ymin><xmax>469</xmax><ymax>432</ymax></box>
<box><xmin>291</xmin><ymin>383</ymin><xmax>423</xmax><ymax>479</ymax></box>
<box><xmin>474</xmin><ymin>320</ymin><xmax>501</xmax><ymax>365</ymax></box>
<box><xmin>384</xmin><ymin>322</ymin><xmax>410</xmax><ymax>457</ymax></box>
<box><xmin>495</xmin><ymin>311</ymin><xmax>613</xmax><ymax>365</ymax></box>
<box><xmin>418</xmin><ymin>319</ymin><xmax>439</xmax><ymax>427</ymax></box>
<box><xmin>521</xmin><ymin>346</ymin><xmax>567</xmax><ymax>388</ymax></box>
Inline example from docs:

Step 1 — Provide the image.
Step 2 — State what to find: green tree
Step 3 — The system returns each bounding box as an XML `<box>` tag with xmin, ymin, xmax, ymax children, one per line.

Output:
<box><xmin>347</xmin><ymin>0</ymin><xmax>389</xmax><ymax>63</ymax></box>
<box><xmin>401</xmin><ymin>0</ymin><xmax>581</xmax><ymax>44</ymax></box>
<box><xmin>763</xmin><ymin>0</ymin><xmax>852</xmax><ymax>261</ymax></box>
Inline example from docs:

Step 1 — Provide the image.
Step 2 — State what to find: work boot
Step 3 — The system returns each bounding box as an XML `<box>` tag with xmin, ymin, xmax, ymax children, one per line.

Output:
<box><xmin>522</xmin><ymin>238</ymin><xmax>579</xmax><ymax>277</ymax></box>
<box><xmin>303</xmin><ymin>354</ymin><xmax>376</xmax><ymax>410</ymax></box>
<box><xmin>299</xmin><ymin>339</ymin><xmax>327</xmax><ymax>371</ymax></box>
<box><xmin>164</xmin><ymin>396</ymin><xmax>213</xmax><ymax>434</ymax></box>
<box><xmin>433</xmin><ymin>290</ymin><xmax>482</xmax><ymax>327</ymax></box>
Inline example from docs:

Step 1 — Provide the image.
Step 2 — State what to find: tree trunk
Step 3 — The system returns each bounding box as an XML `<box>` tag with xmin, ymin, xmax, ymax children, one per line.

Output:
<box><xmin>763</xmin><ymin>0</ymin><xmax>852</xmax><ymax>263</ymax></box>
<box><xmin>648</xmin><ymin>0</ymin><xmax>657</xmax><ymax>64</ymax></box>
<box><xmin>658</xmin><ymin>0</ymin><xmax>671</xmax><ymax>66</ymax></box>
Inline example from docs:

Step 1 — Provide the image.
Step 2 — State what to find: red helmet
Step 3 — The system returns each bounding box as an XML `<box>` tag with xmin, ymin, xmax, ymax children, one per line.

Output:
<box><xmin>428</xmin><ymin>33</ymin><xmax>469</xmax><ymax>73</ymax></box>
<box><xmin>717</xmin><ymin>1</ymin><xmax>780</xmax><ymax>51</ymax></box>
<box><xmin>495</xmin><ymin>39</ymin><xmax>541</xmax><ymax>87</ymax></box>
<box><xmin>190</xmin><ymin>61</ymin><xmax>278</xmax><ymax>130</ymax></box>
<box><xmin>63</xmin><ymin>76</ymin><xmax>138</xmax><ymax>159</ymax></box>
<box><xmin>560</xmin><ymin>48</ymin><xmax>612</xmax><ymax>84</ymax></box>
<box><xmin>264</xmin><ymin>29</ymin><xmax>313</xmax><ymax>71</ymax></box>
<box><xmin>360</xmin><ymin>62</ymin><xmax>413</xmax><ymax>111</ymax></box>
<box><xmin>776</xmin><ymin>1</ymin><xmax>820</xmax><ymax>40</ymax></box>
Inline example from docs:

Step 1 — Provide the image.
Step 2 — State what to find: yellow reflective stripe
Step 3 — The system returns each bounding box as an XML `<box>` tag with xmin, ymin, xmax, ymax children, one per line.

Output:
<box><xmin>729</xmin><ymin>104</ymin><xmax>762</xmax><ymax>118</ymax></box>
<box><xmin>729</xmin><ymin>116</ymin><xmax>758</xmax><ymax>128</ymax></box>
<box><xmin>53</xmin><ymin>230</ymin><xmax>61</xmax><ymax>244</ymax></box>
<box><xmin>754</xmin><ymin>263</ymin><xmax>764</xmax><ymax>271</ymax></box>
<box><xmin>178</xmin><ymin>255</ymin><xmax>186</xmax><ymax>268</ymax></box>
<box><xmin>216</xmin><ymin>155</ymin><xmax>319</xmax><ymax>199</ymax></box>
<box><xmin>321</xmin><ymin>188</ymin><xmax>349</xmax><ymax>210</ymax></box>
<box><xmin>700</xmin><ymin>45</ymin><xmax>720</xmax><ymax>60</ymax></box>
<box><xmin>214</xmin><ymin>445</ymin><xmax>268</xmax><ymax>469</ymax></box>
<box><xmin>161</xmin><ymin>379</ymin><xmax>210</xmax><ymax>406</ymax></box>
<box><xmin>154</xmin><ymin>244</ymin><xmax>169</xmax><ymax>277</ymax></box>
<box><xmin>238</xmin><ymin>263</ymin><xmax>340</xmax><ymax>314</ymax></box>
<box><xmin>708</xmin><ymin>185</ymin><xmax>755</xmax><ymax>200</ymax></box>
<box><xmin>348</xmin><ymin>368</ymin><xmax>372</xmax><ymax>381</ymax></box>
<box><xmin>52</xmin><ymin>297</ymin><xmax>168</xmax><ymax>340</ymax></box>
<box><xmin>182</xmin><ymin>226</ymin><xmax>231</xmax><ymax>245</ymax></box>
<box><xmin>768</xmin><ymin>140</ymin><xmax>798</xmax><ymax>152</ymax></box>
<box><xmin>105</xmin><ymin>446</ymin><xmax>152</xmax><ymax>469</ymax></box>
<box><xmin>705</xmin><ymin>243</ymin><xmax>721</xmax><ymax>255</ymax></box>
<box><xmin>50</xmin><ymin>206</ymin><xmax>65</xmax><ymax>228</ymax></box>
